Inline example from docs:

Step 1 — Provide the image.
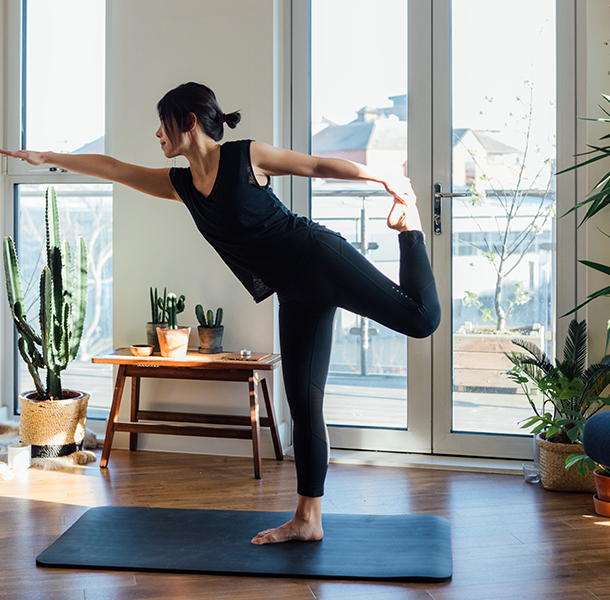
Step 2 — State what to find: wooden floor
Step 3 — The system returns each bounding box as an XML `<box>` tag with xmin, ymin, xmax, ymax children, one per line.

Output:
<box><xmin>2</xmin><ymin>449</ymin><xmax>610</xmax><ymax>600</ymax></box>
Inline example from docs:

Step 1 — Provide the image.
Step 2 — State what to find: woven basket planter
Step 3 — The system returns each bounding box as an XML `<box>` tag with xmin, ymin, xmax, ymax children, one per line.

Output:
<box><xmin>19</xmin><ymin>390</ymin><xmax>89</xmax><ymax>458</ymax></box>
<box><xmin>536</xmin><ymin>433</ymin><xmax>596</xmax><ymax>493</ymax></box>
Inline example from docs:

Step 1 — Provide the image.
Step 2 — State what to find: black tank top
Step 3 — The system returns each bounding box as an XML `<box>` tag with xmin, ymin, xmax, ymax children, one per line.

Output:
<box><xmin>170</xmin><ymin>140</ymin><xmax>321</xmax><ymax>302</ymax></box>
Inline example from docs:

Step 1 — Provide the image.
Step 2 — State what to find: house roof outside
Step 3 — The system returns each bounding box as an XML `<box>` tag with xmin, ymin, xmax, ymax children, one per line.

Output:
<box><xmin>452</xmin><ymin>128</ymin><xmax>520</xmax><ymax>155</ymax></box>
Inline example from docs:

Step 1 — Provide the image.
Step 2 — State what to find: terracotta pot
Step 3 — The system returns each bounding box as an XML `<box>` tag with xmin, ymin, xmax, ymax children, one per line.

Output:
<box><xmin>197</xmin><ymin>326</ymin><xmax>224</xmax><ymax>354</ymax></box>
<box><xmin>146</xmin><ymin>322</ymin><xmax>166</xmax><ymax>351</ymax></box>
<box><xmin>156</xmin><ymin>326</ymin><xmax>191</xmax><ymax>358</ymax></box>
<box><xmin>536</xmin><ymin>433</ymin><xmax>596</xmax><ymax>493</ymax></box>
<box><xmin>593</xmin><ymin>495</ymin><xmax>610</xmax><ymax>517</ymax></box>
<box><xmin>19</xmin><ymin>390</ymin><xmax>89</xmax><ymax>458</ymax></box>
<box><xmin>594</xmin><ymin>468</ymin><xmax>610</xmax><ymax>502</ymax></box>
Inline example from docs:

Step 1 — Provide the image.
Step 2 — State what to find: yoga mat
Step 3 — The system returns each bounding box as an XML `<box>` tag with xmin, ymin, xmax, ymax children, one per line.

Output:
<box><xmin>37</xmin><ymin>507</ymin><xmax>452</xmax><ymax>582</ymax></box>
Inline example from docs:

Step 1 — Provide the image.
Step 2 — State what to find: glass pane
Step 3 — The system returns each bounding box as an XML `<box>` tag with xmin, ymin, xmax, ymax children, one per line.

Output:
<box><xmin>24</xmin><ymin>0</ymin><xmax>106</xmax><ymax>153</ymax></box>
<box><xmin>451</xmin><ymin>0</ymin><xmax>556</xmax><ymax>434</ymax></box>
<box><xmin>16</xmin><ymin>184</ymin><xmax>113</xmax><ymax>419</ymax></box>
<box><xmin>311</xmin><ymin>0</ymin><xmax>408</xmax><ymax>430</ymax></box>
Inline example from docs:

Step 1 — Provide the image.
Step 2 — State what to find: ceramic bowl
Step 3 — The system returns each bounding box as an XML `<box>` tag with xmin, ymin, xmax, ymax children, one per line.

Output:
<box><xmin>131</xmin><ymin>344</ymin><xmax>154</xmax><ymax>357</ymax></box>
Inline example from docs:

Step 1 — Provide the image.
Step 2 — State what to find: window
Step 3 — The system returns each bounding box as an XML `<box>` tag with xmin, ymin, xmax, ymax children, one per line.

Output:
<box><xmin>4</xmin><ymin>0</ymin><xmax>112</xmax><ymax>422</ymax></box>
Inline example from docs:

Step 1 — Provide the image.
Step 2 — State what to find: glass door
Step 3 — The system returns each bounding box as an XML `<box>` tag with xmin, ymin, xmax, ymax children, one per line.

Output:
<box><xmin>310</xmin><ymin>0</ymin><xmax>433</xmax><ymax>453</ymax></box>
<box><xmin>432</xmin><ymin>0</ymin><xmax>560</xmax><ymax>458</ymax></box>
<box><xmin>300</xmin><ymin>0</ymin><xmax>576</xmax><ymax>458</ymax></box>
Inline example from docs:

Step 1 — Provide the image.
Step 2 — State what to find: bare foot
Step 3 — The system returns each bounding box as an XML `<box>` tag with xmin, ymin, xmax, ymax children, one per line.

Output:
<box><xmin>251</xmin><ymin>516</ymin><xmax>324</xmax><ymax>545</ymax></box>
<box><xmin>251</xmin><ymin>494</ymin><xmax>323</xmax><ymax>545</ymax></box>
<box><xmin>387</xmin><ymin>201</ymin><xmax>422</xmax><ymax>232</ymax></box>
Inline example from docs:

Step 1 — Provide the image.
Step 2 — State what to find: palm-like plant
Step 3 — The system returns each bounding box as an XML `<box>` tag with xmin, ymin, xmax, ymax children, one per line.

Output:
<box><xmin>558</xmin><ymin>94</ymin><xmax>610</xmax><ymax>349</ymax></box>
<box><xmin>505</xmin><ymin>319</ymin><xmax>610</xmax><ymax>465</ymax></box>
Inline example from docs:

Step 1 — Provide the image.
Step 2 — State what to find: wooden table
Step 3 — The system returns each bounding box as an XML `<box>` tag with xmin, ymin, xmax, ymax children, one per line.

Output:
<box><xmin>91</xmin><ymin>349</ymin><xmax>283</xmax><ymax>478</ymax></box>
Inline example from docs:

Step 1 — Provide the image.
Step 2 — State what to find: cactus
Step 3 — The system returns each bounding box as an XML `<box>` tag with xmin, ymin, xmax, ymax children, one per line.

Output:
<box><xmin>195</xmin><ymin>304</ymin><xmax>223</xmax><ymax>328</ymax></box>
<box><xmin>3</xmin><ymin>187</ymin><xmax>87</xmax><ymax>400</ymax></box>
<box><xmin>150</xmin><ymin>287</ymin><xmax>167</xmax><ymax>324</ymax></box>
<box><xmin>166</xmin><ymin>293</ymin><xmax>186</xmax><ymax>329</ymax></box>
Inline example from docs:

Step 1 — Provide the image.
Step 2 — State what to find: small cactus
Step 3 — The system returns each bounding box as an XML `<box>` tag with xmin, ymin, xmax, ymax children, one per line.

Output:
<box><xmin>195</xmin><ymin>304</ymin><xmax>223</xmax><ymax>328</ymax></box>
<box><xmin>150</xmin><ymin>287</ymin><xmax>167</xmax><ymax>324</ymax></box>
<box><xmin>166</xmin><ymin>293</ymin><xmax>186</xmax><ymax>329</ymax></box>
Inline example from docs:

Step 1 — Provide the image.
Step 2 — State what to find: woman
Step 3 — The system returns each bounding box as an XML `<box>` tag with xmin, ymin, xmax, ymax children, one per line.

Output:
<box><xmin>0</xmin><ymin>82</ymin><xmax>440</xmax><ymax>545</ymax></box>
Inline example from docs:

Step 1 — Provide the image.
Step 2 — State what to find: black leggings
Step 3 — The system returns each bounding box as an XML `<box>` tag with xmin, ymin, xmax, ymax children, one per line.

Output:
<box><xmin>277</xmin><ymin>228</ymin><xmax>440</xmax><ymax>497</ymax></box>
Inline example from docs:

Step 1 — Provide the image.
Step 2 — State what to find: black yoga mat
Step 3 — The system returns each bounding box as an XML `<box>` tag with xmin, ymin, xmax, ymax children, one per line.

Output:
<box><xmin>37</xmin><ymin>507</ymin><xmax>452</xmax><ymax>582</ymax></box>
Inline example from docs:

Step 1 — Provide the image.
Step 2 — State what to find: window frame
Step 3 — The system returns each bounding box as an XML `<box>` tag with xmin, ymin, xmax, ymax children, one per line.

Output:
<box><xmin>2</xmin><ymin>0</ymin><xmax>112</xmax><ymax>429</ymax></box>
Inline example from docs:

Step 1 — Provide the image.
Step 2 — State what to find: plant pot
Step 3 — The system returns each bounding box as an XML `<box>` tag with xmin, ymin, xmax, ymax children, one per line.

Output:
<box><xmin>536</xmin><ymin>433</ymin><xmax>596</xmax><ymax>493</ymax></box>
<box><xmin>146</xmin><ymin>322</ymin><xmax>166</xmax><ymax>351</ymax></box>
<box><xmin>197</xmin><ymin>326</ymin><xmax>224</xmax><ymax>354</ymax></box>
<box><xmin>594</xmin><ymin>468</ymin><xmax>610</xmax><ymax>502</ymax></box>
<box><xmin>19</xmin><ymin>390</ymin><xmax>89</xmax><ymax>458</ymax></box>
<box><xmin>593</xmin><ymin>494</ymin><xmax>610</xmax><ymax>517</ymax></box>
<box><xmin>157</xmin><ymin>326</ymin><xmax>191</xmax><ymax>358</ymax></box>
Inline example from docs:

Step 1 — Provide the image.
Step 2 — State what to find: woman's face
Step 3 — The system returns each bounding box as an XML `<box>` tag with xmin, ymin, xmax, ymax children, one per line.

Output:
<box><xmin>155</xmin><ymin>120</ymin><xmax>185</xmax><ymax>158</ymax></box>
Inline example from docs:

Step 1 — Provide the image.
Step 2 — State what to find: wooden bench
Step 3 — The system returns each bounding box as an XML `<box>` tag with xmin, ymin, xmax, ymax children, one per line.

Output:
<box><xmin>92</xmin><ymin>349</ymin><xmax>283</xmax><ymax>479</ymax></box>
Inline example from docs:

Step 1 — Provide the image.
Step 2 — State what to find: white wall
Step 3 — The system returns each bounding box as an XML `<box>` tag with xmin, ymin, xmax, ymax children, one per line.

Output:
<box><xmin>108</xmin><ymin>0</ymin><xmax>288</xmax><ymax>457</ymax></box>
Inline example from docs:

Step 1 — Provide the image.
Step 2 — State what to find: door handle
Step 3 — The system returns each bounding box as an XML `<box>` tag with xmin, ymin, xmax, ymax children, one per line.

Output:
<box><xmin>433</xmin><ymin>183</ymin><xmax>470</xmax><ymax>235</ymax></box>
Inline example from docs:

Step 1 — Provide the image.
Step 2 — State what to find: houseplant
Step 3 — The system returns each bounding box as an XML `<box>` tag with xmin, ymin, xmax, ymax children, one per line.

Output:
<box><xmin>558</xmin><ymin>93</ymin><xmax>610</xmax><ymax>350</ymax></box>
<box><xmin>146</xmin><ymin>287</ymin><xmax>168</xmax><ymax>351</ymax></box>
<box><xmin>3</xmin><ymin>187</ymin><xmax>89</xmax><ymax>458</ymax></box>
<box><xmin>195</xmin><ymin>304</ymin><xmax>224</xmax><ymax>354</ymax></box>
<box><xmin>506</xmin><ymin>318</ymin><xmax>610</xmax><ymax>492</ymax></box>
<box><xmin>156</xmin><ymin>293</ymin><xmax>190</xmax><ymax>358</ymax></box>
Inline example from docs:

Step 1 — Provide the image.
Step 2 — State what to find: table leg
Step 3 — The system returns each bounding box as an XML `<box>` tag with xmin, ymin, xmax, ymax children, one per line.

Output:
<box><xmin>100</xmin><ymin>364</ymin><xmax>127</xmax><ymax>468</ymax></box>
<box><xmin>249</xmin><ymin>373</ymin><xmax>262</xmax><ymax>479</ymax></box>
<box><xmin>130</xmin><ymin>376</ymin><xmax>141</xmax><ymax>451</ymax></box>
<box><xmin>260</xmin><ymin>377</ymin><xmax>283</xmax><ymax>461</ymax></box>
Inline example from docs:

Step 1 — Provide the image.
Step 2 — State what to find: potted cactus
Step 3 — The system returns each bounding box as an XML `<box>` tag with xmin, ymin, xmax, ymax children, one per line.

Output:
<box><xmin>3</xmin><ymin>187</ymin><xmax>90</xmax><ymax>458</ymax></box>
<box><xmin>156</xmin><ymin>293</ymin><xmax>190</xmax><ymax>358</ymax></box>
<box><xmin>146</xmin><ymin>287</ymin><xmax>168</xmax><ymax>351</ymax></box>
<box><xmin>195</xmin><ymin>304</ymin><xmax>224</xmax><ymax>354</ymax></box>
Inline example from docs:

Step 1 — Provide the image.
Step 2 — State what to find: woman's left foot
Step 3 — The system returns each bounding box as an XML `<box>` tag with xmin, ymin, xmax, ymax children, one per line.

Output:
<box><xmin>251</xmin><ymin>516</ymin><xmax>324</xmax><ymax>545</ymax></box>
<box><xmin>387</xmin><ymin>201</ymin><xmax>422</xmax><ymax>232</ymax></box>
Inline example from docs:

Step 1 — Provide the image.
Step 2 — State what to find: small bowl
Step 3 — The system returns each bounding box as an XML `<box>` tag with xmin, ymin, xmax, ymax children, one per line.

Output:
<box><xmin>131</xmin><ymin>344</ymin><xmax>154</xmax><ymax>357</ymax></box>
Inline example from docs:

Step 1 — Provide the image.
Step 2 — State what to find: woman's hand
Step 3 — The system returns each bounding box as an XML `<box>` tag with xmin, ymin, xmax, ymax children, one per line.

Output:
<box><xmin>0</xmin><ymin>149</ymin><xmax>46</xmax><ymax>166</ymax></box>
<box><xmin>382</xmin><ymin>176</ymin><xmax>417</xmax><ymax>206</ymax></box>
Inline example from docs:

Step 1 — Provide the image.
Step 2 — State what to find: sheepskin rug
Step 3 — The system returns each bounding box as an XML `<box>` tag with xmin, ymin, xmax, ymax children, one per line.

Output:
<box><xmin>0</xmin><ymin>423</ymin><xmax>98</xmax><ymax>480</ymax></box>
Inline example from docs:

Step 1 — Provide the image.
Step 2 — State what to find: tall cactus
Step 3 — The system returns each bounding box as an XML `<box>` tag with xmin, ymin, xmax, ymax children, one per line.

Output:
<box><xmin>3</xmin><ymin>187</ymin><xmax>87</xmax><ymax>400</ymax></box>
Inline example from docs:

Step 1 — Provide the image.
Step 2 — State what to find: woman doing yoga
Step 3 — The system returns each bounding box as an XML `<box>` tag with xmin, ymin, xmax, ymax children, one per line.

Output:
<box><xmin>0</xmin><ymin>82</ymin><xmax>441</xmax><ymax>545</ymax></box>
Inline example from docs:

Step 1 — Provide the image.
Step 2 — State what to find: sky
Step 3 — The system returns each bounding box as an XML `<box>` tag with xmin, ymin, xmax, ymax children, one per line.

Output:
<box><xmin>312</xmin><ymin>0</ymin><xmax>556</xmax><ymax>156</ymax></box>
<box><xmin>24</xmin><ymin>0</ymin><xmax>555</xmax><ymax>158</ymax></box>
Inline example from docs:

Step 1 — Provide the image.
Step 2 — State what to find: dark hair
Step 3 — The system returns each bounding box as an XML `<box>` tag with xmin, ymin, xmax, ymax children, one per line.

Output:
<box><xmin>156</xmin><ymin>82</ymin><xmax>241</xmax><ymax>142</ymax></box>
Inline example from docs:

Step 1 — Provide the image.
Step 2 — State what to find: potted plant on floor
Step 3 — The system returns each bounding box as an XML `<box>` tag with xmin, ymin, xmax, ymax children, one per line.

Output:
<box><xmin>506</xmin><ymin>318</ymin><xmax>610</xmax><ymax>492</ymax></box>
<box><xmin>3</xmin><ymin>187</ymin><xmax>90</xmax><ymax>458</ymax></box>
<box><xmin>570</xmin><ymin>408</ymin><xmax>610</xmax><ymax>516</ymax></box>
<box><xmin>156</xmin><ymin>293</ymin><xmax>190</xmax><ymax>358</ymax></box>
<box><xmin>195</xmin><ymin>304</ymin><xmax>224</xmax><ymax>354</ymax></box>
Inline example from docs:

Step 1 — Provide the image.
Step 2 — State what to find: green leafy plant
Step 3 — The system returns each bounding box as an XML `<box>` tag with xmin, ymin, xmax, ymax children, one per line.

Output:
<box><xmin>166</xmin><ymin>293</ymin><xmax>186</xmax><ymax>329</ymax></box>
<box><xmin>195</xmin><ymin>304</ymin><xmax>223</xmax><ymax>328</ymax></box>
<box><xmin>505</xmin><ymin>318</ymin><xmax>610</xmax><ymax>474</ymax></box>
<box><xmin>558</xmin><ymin>93</ymin><xmax>610</xmax><ymax>350</ymax></box>
<box><xmin>463</xmin><ymin>281</ymin><xmax>531</xmax><ymax>328</ymax></box>
<box><xmin>3</xmin><ymin>187</ymin><xmax>87</xmax><ymax>400</ymax></box>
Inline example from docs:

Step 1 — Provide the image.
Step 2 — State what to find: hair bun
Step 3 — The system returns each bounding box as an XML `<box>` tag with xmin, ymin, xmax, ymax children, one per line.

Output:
<box><xmin>224</xmin><ymin>110</ymin><xmax>241</xmax><ymax>129</ymax></box>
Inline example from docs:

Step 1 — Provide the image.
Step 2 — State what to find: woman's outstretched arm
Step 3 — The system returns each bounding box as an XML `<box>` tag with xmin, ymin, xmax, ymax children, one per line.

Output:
<box><xmin>0</xmin><ymin>149</ymin><xmax>179</xmax><ymax>201</ymax></box>
<box><xmin>250</xmin><ymin>141</ymin><xmax>415</xmax><ymax>205</ymax></box>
